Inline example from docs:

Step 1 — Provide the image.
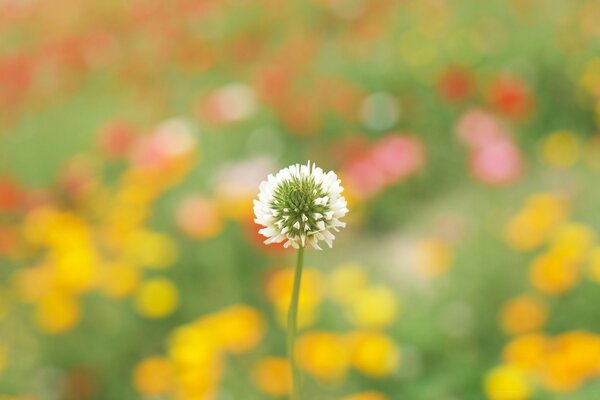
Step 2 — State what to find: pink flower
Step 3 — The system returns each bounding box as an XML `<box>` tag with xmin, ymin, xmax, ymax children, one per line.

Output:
<box><xmin>341</xmin><ymin>134</ymin><xmax>426</xmax><ymax>199</ymax></box>
<box><xmin>371</xmin><ymin>134</ymin><xmax>425</xmax><ymax>184</ymax></box>
<box><xmin>469</xmin><ymin>138</ymin><xmax>523</xmax><ymax>185</ymax></box>
<box><xmin>456</xmin><ymin>108</ymin><xmax>506</xmax><ymax>150</ymax></box>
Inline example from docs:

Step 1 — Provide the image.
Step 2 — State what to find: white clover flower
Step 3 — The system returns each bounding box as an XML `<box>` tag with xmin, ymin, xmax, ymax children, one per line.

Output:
<box><xmin>254</xmin><ymin>161</ymin><xmax>349</xmax><ymax>250</ymax></box>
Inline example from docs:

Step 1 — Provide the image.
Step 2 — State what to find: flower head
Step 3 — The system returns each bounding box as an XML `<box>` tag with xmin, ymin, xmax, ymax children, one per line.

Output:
<box><xmin>254</xmin><ymin>162</ymin><xmax>348</xmax><ymax>249</ymax></box>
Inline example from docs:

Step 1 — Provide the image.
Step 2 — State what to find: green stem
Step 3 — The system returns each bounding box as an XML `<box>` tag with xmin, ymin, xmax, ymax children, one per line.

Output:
<box><xmin>287</xmin><ymin>246</ymin><xmax>304</xmax><ymax>400</ymax></box>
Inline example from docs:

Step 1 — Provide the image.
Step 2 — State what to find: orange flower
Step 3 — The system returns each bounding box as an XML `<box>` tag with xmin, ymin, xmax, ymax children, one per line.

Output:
<box><xmin>252</xmin><ymin>357</ymin><xmax>291</xmax><ymax>396</ymax></box>
<box><xmin>296</xmin><ymin>332</ymin><xmax>348</xmax><ymax>381</ymax></box>
<box><xmin>133</xmin><ymin>357</ymin><xmax>173</xmax><ymax>396</ymax></box>
<box><xmin>500</xmin><ymin>295</ymin><xmax>548</xmax><ymax>336</ymax></box>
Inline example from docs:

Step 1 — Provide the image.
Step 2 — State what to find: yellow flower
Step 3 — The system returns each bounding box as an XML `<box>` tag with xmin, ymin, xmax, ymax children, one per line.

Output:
<box><xmin>484</xmin><ymin>365</ymin><xmax>531</xmax><ymax>400</ymax></box>
<box><xmin>251</xmin><ymin>357</ymin><xmax>291</xmax><ymax>396</ymax></box>
<box><xmin>529</xmin><ymin>251</ymin><xmax>579</xmax><ymax>295</ymax></box>
<box><xmin>134</xmin><ymin>278</ymin><xmax>179</xmax><ymax>318</ymax></box>
<box><xmin>174</xmin><ymin>364</ymin><xmax>222</xmax><ymax>398</ymax></box>
<box><xmin>210</xmin><ymin>305</ymin><xmax>265</xmax><ymax>354</ymax></box>
<box><xmin>540</xmin><ymin>130</ymin><xmax>581</xmax><ymax>168</ymax></box>
<box><xmin>133</xmin><ymin>357</ymin><xmax>173</xmax><ymax>396</ymax></box>
<box><xmin>328</xmin><ymin>264</ymin><xmax>368</xmax><ymax>305</ymax></box>
<box><xmin>167</xmin><ymin>320</ymin><xmax>224</xmax><ymax>398</ymax></box>
<box><xmin>296</xmin><ymin>332</ymin><xmax>348</xmax><ymax>381</ymax></box>
<box><xmin>502</xmin><ymin>333</ymin><xmax>548</xmax><ymax>371</ymax></box>
<box><xmin>168</xmin><ymin>324</ymin><xmax>222</xmax><ymax>369</ymax></box>
<box><xmin>550</xmin><ymin>223</ymin><xmax>595</xmax><ymax>263</ymax></box>
<box><xmin>99</xmin><ymin>261</ymin><xmax>141</xmax><ymax>299</ymax></box>
<box><xmin>499</xmin><ymin>295</ymin><xmax>548</xmax><ymax>336</ymax></box>
<box><xmin>35</xmin><ymin>291</ymin><xmax>81</xmax><ymax>334</ymax></box>
<box><xmin>504</xmin><ymin>194</ymin><xmax>568</xmax><ymax>251</ymax></box>
<box><xmin>348</xmin><ymin>331</ymin><xmax>399</xmax><ymax>377</ymax></box>
<box><xmin>52</xmin><ymin>246</ymin><xmax>99</xmax><ymax>294</ymax></box>
<box><xmin>347</xmin><ymin>286</ymin><xmax>398</xmax><ymax>328</ymax></box>
<box><xmin>124</xmin><ymin>230</ymin><xmax>178</xmax><ymax>269</ymax></box>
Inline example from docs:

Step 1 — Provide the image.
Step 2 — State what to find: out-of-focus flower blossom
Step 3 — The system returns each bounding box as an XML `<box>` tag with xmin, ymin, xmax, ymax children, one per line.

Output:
<box><xmin>134</xmin><ymin>278</ymin><xmax>179</xmax><ymax>318</ymax></box>
<box><xmin>252</xmin><ymin>357</ymin><xmax>291</xmax><ymax>397</ymax></box>
<box><xmin>131</xmin><ymin>118</ymin><xmax>197</xmax><ymax>173</ymax></box>
<box><xmin>456</xmin><ymin>109</ymin><xmax>506</xmax><ymax>150</ymax></box>
<box><xmin>503</xmin><ymin>333</ymin><xmax>548</xmax><ymax>372</ymax></box>
<box><xmin>133</xmin><ymin>304</ymin><xmax>265</xmax><ymax>398</ymax></box>
<box><xmin>484</xmin><ymin>365</ymin><xmax>531</xmax><ymax>400</ymax></box>
<box><xmin>35</xmin><ymin>291</ymin><xmax>81</xmax><ymax>334</ymax></box>
<box><xmin>347</xmin><ymin>331</ymin><xmax>399</xmax><ymax>377</ymax></box>
<box><xmin>487</xmin><ymin>74</ymin><xmax>534</xmax><ymax>120</ymax></box>
<box><xmin>99</xmin><ymin>262</ymin><xmax>141</xmax><ymax>299</ymax></box>
<box><xmin>296</xmin><ymin>332</ymin><xmax>349</xmax><ymax>381</ymax></box>
<box><xmin>500</xmin><ymin>295</ymin><xmax>548</xmax><ymax>336</ymax></box>
<box><xmin>197</xmin><ymin>83</ymin><xmax>257</xmax><ymax>124</ymax></box>
<box><xmin>346</xmin><ymin>286</ymin><xmax>398</xmax><ymax>328</ymax></box>
<box><xmin>469</xmin><ymin>137</ymin><xmax>524</xmax><ymax>185</ymax></box>
<box><xmin>550</xmin><ymin>223</ymin><xmax>596</xmax><ymax>263</ymax></box>
<box><xmin>95</xmin><ymin>120</ymin><xmax>137</xmax><ymax>159</ymax></box>
<box><xmin>538</xmin><ymin>331</ymin><xmax>600</xmax><ymax>393</ymax></box>
<box><xmin>371</xmin><ymin>135</ymin><xmax>426</xmax><ymax>185</ymax></box>
<box><xmin>122</xmin><ymin>230</ymin><xmax>178</xmax><ymax>269</ymax></box>
<box><xmin>529</xmin><ymin>250</ymin><xmax>580</xmax><ymax>295</ymax></box>
<box><xmin>0</xmin><ymin>177</ymin><xmax>25</xmax><ymax>212</ymax></box>
<box><xmin>456</xmin><ymin>108</ymin><xmax>524</xmax><ymax>185</ymax></box>
<box><xmin>254</xmin><ymin>161</ymin><xmax>348</xmax><ymax>249</ymax></box>
<box><xmin>504</xmin><ymin>193</ymin><xmax>569</xmax><ymax>251</ymax></box>
<box><xmin>209</xmin><ymin>305</ymin><xmax>265</xmax><ymax>354</ymax></box>
<box><xmin>342</xmin><ymin>134</ymin><xmax>425</xmax><ymax>199</ymax></box>
<box><xmin>175</xmin><ymin>195</ymin><xmax>224</xmax><ymax>240</ymax></box>
<box><xmin>540</xmin><ymin>130</ymin><xmax>582</xmax><ymax>168</ymax></box>
<box><xmin>437</xmin><ymin>66</ymin><xmax>473</xmax><ymax>102</ymax></box>
<box><xmin>133</xmin><ymin>357</ymin><xmax>173</xmax><ymax>396</ymax></box>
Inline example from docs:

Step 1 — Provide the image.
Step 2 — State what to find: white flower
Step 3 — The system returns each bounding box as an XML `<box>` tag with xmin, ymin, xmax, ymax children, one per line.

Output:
<box><xmin>254</xmin><ymin>161</ymin><xmax>349</xmax><ymax>250</ymax></box>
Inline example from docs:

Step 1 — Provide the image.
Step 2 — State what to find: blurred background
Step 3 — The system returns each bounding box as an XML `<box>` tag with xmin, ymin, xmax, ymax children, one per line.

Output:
<box><xmin>0</xmin><ymin>0</ymin><xmax>600</xmax><ymax>399</ymax></box>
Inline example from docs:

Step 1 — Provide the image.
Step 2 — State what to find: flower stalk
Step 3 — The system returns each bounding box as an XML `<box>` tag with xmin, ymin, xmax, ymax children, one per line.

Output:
<box><xmin>287</xmin><ymin>246</ymin><xmax>304</xmax><ymax>400</ymax></box>
<box><xmin>253</xmin><ymin>161</ymin><xmax>348</xmax><ymax>399</ymax></box>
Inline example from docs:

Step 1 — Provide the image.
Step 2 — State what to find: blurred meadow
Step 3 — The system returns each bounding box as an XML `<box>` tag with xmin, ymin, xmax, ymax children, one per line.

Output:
<box><xmin>1</xmin><ymin>0</ymin><xmax>600</xmax><ymax>399</ymax></box>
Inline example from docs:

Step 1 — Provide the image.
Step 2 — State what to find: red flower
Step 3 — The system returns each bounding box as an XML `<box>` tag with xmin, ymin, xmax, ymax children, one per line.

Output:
<box><xmin>437</xmin><ymin>67</ymin><xmax>473</xmax><ymax>102</ymax></box>
<box><xmin>488</xmin><ymin>74</ymin><xmax>534</xmax><ymax>119</ymax></box>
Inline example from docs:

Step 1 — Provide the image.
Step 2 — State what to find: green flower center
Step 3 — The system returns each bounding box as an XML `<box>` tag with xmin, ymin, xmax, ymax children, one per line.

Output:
<box><xmin>271</xmin><ymin>175</ymin><xmax>328</xmax><ymax>238</ymax></box>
